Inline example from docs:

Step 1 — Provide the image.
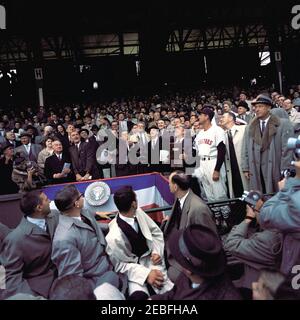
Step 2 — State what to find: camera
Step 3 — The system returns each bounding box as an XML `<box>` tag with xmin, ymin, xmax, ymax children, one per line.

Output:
<box><xmin>280</xmin><ymin>168</ymin><xmax>296</xmax><ymax>180</ymax></box>
<box><xmin>287</xmin><ymin>137</ymin><xmax>300</xmax><ymax>160</ymax></box>
<box><xmin>239</xmin><ymin>190</ymin><xmax>264</xmax><ymax>209</ymax></box>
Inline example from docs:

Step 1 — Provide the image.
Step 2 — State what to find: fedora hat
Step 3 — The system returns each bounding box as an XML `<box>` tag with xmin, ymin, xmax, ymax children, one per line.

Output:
<box><xmin>251</xmin><ymin>94</ymin><xmax>273</xmax><ymax>107</ymax></box>
<box><xmin>168</xmin><ymin>224</ymin><xmax>226</xmax><ymax>278</ymax></box>
<box><xmin>19</xmin><ymin>132</ymin><xmax>32</xmax><ymax>138</ymax></box>
<box><xmin>237</xmin><ymin>100</ymin><xmax>249</xmax><ymax>111</ymax></box>
<box><xmin>1</xmin><ymin>142</ymin><xmax>14</xmax><ymax>153</ymax></box>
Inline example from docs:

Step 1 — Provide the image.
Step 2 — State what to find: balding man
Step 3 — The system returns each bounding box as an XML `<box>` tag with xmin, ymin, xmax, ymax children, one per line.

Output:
<box><xmin>163</xmin><ymin>171</ymin><xmax>217</xmax><ymax>282</ymax></box>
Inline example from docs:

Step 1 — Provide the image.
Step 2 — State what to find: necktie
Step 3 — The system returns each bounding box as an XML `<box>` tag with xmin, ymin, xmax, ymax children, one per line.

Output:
<box><xmin>227</xmin><ymin>130</ymin><xmax>244</xmax><ymax>197</ymax></box>
<box><xmin>133</xmin><ymin>217</ymin><xmax>139</xmax><ymax>233</ymax></box>
<box><xmin>261</xmin><ymin>121</ymin><xmax>266</xmax><ymax>136</ymax></box>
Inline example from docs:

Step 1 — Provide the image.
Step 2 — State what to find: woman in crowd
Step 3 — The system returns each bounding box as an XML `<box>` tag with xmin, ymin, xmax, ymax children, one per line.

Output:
<box><xmin>37</xmin><ymin>137</ymin><xmax>54</xmax><ymax>173</ymax></box>
<box><xmin>56</xmin><ymin>124</ymin><xmax>70</xmax><ymax>153</ymax></box>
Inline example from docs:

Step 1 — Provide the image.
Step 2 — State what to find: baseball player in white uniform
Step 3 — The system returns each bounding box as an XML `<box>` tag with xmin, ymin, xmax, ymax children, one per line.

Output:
<box><xmin>193</xmin><ymin>107</ymin><xmax>228</xmax><ymax>202</ymax></box>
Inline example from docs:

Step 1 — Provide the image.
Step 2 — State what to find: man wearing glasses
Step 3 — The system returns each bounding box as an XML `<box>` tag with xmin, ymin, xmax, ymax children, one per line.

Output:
<box><xmin>52</xmin><ymin>185</ymin><xmax>125</xmax><ymax>295</ymax></box>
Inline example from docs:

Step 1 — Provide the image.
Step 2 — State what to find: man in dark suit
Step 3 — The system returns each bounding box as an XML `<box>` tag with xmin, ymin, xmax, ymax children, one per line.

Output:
<box><xmin>69</xmin><ymin>131</ymin><xmax>100</xmax><ymax>181</ymax></box>
<box><xmin>0</xmin><ymin>190</ymin><xmax>59</xmax><ymax>299</ymax></box>
<box><xmin>163</xmin><ymin>171</ymin><xmax>218</xmax><ymax>282</ymax></box>
<box><xmin>44</xmin><ymin>139</ymin><xmax>74</xmax><ymax>184</ymax></box>
<box><xmin>80</xmin><ymin>128</ymin><xmax>103</xmax><ymax>179</ymax></box>
<box><xmin>14</xmin><ymin>132</ymin><xmax>42</xmax><ymax>163</ymax></box>
<box><xmin>147</xmin><ymin>126</ymin><xmax>167</xmax><ymax>173</ymax></box>
<box><xmin>151</xmin><ymin>225</ymin><xmax>241</xmax><ymax>300</ymax></box>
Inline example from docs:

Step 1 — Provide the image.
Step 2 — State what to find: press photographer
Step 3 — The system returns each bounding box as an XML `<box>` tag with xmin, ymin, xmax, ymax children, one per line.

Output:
<box><xmin>11</xmin><ymin>154</ymin><xmax>47</xmax><ymax>192</ymax></box>
<box><xmin>224</xmin><ymin>190</ymin><xmax>282</xmax><ymax>296</ymax></box>
<box><xmin>258</xmin><ymin>137</ymin><xmax>300</xmax><ymax>275</ymax></box>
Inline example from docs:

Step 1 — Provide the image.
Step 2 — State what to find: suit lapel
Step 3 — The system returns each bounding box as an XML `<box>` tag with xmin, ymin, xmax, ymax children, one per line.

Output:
<box><xmin>180</xmin><ymin>191</ymin><xmax>192</xmax><ymax>228</ymax></box>
<box><xmin>46</xmin><ymin>212</ymin><xmax>57</xmax><ymax>239</ymax></box>
<box><xmin>136</xmin><ymin>211</ymin><xmax>152</xmax><ymax>242</ymax></box>
<box><xmin>164</xmin><ymin>202</ymin><xmax>176</xmax><ymax>236</ymax></box>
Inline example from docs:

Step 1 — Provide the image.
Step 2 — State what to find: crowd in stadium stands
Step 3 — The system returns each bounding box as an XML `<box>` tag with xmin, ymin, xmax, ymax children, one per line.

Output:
<box><xmin>1</xmin><ymin>84</ymin><xmax>300</xmax><ymax>300</ymax></box>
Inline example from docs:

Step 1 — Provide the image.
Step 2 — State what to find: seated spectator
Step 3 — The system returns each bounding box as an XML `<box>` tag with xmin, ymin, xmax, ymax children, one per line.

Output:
<box><xmin>0</xmin><ymin>191</ymin><xmax>59</xmax><ymax>299</ymax></box>
<box><xmin>0</xmin><ymin>144</ymin><xmax>19</xmax><ymax>194</ymax></box>
<box><xmin>12</xmin><ymin>153</ymin><xmax>46</xmax><ymax>192</ymax></box>
<box><xmin>44</xmin><ymin>139</ymin><xmax>74</xmax><ymax>184</ymax></box>
<box><xmin>106</xmin><ymin>186</ymin><xmax>173</xmax><ymax>297</ymax></box>
<box><xmin>52</xmin><ymin>185</ymin><xmax>126</xmax><ymax>293</ymax></box>
<box><xmin>151</xmin><ymin>225</ymin><xmax>241</xmax><ymax>300</ymax></box>
<box><xmin>37</xmin><ymin>137</ymin><xmax>54</xmax><ymax>173</ymax></box>
<box><xmin>224</xmin><ymin>203</ymin><xmax>282</xmax><ymax>291</ymax></box>
<box><xmin>49</xmin><ymin>275</ymin><xmax>96</xmax><ymax>300</ymax></box>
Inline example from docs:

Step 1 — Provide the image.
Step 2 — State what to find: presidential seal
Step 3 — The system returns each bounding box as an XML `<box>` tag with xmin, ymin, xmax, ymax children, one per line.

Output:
<box><xmin>84</xmin><ymin>181</ymin><xmax>111</xmax><ymax>206</ymax></box>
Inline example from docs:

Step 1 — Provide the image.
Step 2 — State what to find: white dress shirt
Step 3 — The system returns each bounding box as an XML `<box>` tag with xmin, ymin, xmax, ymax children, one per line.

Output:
<box><xmin>151</xmin><ymin>137</ymin><xmax>158</xmax><ymax>149</ymax></box>
<box><xmin>24</xmin><ymin>143</ymin><xmax>32</xmax><ymax>154</ymax></box>
<box><xmin>259</xmin><ymin>116</ymin><xmax>270</xmax><ymax>132</ymax></box>
<box><xmin>178</xmin><ymin>190</ymin><xmax>190</xmax><ymax>210</ymax></box>
<box><xmin>27</xmin><ymin>217</ymin><xmax>46</xmax><ymax>231</ymax></box>
<box><xmin>118</xmin><ymin>214</ymin><xmax>139</xmax><ymax>233</ymax></box>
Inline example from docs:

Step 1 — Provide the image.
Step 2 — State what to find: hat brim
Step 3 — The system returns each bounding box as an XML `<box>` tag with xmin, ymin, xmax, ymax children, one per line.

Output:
<box><xmin>168</xmin><ymin>228</ymin><xmax>226</xmax><ymax>278</ymax></box>
<box><xmin>251</xmin><ymin>100</ymin><xmax>273</xmax><ymax>107</ymax></box>
<box><xmin>20</xmin><ymin>134</ymin><xmax>32</xmax><ymax>138</ymax></box>
<box><xmin>237</xmin><ymin>105</ymin><xmax>250</xmax><ymax>111</ymax></box>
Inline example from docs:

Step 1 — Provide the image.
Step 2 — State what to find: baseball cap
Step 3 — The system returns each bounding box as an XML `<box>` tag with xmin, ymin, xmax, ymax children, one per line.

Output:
<box><xmin>198</xmin><ymin>107</ymin><xmax>215</xmax><ymax>121</ymax></box>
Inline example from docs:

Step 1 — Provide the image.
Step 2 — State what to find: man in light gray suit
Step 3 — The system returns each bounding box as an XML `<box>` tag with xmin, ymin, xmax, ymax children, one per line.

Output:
<box><xmin>52</xmin><ymin>185</ymin><xmax>125</xmax><ymax>292</ymax></box>
<box><xmin>163</xmin><ymin>171</ymin><xmax>218</xmax><ymax>282</ymax></box>
<box><xmin>0</xmin><ymin>222</ymin><xmax>11</xmax><ymax>248</ymax></box>
<box><xmin>0</xmin><ymin>191</ymin><xmax>59</xmax><ymax>299</ymax></box>
<box><xmin>14</xmin><ymin>132</ymin><xmax>42</xmax><ymax>163</ymax></box>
